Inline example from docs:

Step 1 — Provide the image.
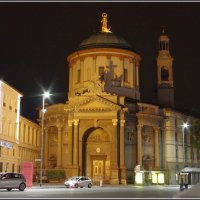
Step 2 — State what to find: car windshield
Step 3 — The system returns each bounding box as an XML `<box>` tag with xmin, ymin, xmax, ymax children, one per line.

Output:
<box><xmin>70</xmin><ymin>177</ymin><xmax>80</xmax><ymax>181</ymax></box>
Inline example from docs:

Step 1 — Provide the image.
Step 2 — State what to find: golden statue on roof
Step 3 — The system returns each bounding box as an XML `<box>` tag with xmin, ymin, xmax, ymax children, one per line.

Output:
<box><xmin>101</xmin><ymin>13</ymin><xmax>112</xmax><ymax>33</ymax></box>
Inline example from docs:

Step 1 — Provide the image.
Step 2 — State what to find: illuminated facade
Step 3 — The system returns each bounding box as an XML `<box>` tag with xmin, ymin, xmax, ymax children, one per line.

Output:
<box><xmin>0</xmin><ymin>80</ymin><xmax>40</xmax><ymax>175</ymax></box>
<box><xmin>39</xmin><ymin>13</ymin><xmax>200</xmax><ymax>185</ymax></box>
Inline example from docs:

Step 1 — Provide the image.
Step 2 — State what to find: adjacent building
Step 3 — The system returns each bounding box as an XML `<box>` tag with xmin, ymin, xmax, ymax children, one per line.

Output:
<box><xmin>0</xmin><ymin>80</ymin><xmax>40</xmax><ymax>177</ymax></box>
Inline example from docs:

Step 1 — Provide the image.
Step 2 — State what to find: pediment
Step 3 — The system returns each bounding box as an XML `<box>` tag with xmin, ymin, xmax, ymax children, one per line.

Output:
<box><xmin>67</xmin><ymin>95</ymin><xmax>122</xmax><ymax>112</ymax></box>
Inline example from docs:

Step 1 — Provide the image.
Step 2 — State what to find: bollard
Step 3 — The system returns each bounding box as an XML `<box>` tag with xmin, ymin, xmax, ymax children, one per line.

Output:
<box><xmin>100</xmin><ymin>180</ymin><xmax>103</xmax><ymax>187</ymax></box>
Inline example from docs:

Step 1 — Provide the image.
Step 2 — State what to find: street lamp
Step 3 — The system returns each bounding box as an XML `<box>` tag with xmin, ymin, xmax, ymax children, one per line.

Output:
<box><xmin>40</xmin><ymin>91</ymin><xmax>50</xmax><ymax>187</ymax></box>
<box><xmin>182</xmin><ymin>122</ymin><xmax>189</xmax><ymax>166</ymax></box>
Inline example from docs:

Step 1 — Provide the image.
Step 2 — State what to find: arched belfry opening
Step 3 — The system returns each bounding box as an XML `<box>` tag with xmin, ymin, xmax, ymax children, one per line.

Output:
<box><xmin>82</xmin><ymin>127</ymin><xmax>111</xmax><ymax>184</ymax></box>
<box><xmin>161</xmin><ymin>66</ymin><xmax>169</xmax><ymax>81</ymax></box>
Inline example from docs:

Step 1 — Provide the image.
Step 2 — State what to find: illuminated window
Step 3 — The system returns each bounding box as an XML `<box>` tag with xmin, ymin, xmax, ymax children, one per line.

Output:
<box><xmin>135</xmin><ymin>172</ymin><xmax>143</xmax><ymax>184</ymax></box>
<box><xmin>28</xmin><ymin>127</ymin><xmax>30</xmax><ymax>143</ymax></box>
<box><xmin>158</xmin><ymin>173</ymin><xmax>165</xmax><ymax>184</ymax></box>
<box><xmin>152</xmin><ymin>173</ymin><xmax>158</xmax><ymax>183</ymax></box>
<box><xmin>23</xmin><ymin>124</ymin><xmax>26</xmax><ymax>142</ymax></box>
<box><xmin>124</xmin><ymin>68</ymin><xmax>128</xmax><ymax>82</ymax></box>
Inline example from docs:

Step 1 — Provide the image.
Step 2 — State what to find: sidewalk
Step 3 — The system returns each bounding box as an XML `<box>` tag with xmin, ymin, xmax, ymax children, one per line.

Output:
<box><xmin>30</xmin><ymin>182</ymin><xmax>180</xmax><ymax>189</ymax></box>
<box><xmin>31</xmin><ymin>182</ymin><xmax>65</xmax><ymax>189</ymax></box>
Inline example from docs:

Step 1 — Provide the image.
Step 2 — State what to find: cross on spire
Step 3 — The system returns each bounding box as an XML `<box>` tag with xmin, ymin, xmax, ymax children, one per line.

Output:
<box><xmin>162</xmin><ymin>25</ymin><xmax>165</xmax><ymax>35</ymax></box>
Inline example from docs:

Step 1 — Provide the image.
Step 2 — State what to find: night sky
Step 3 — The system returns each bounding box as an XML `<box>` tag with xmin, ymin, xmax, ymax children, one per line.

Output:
<box><xmin>1</xmin><ymin>2</ymin><xmax>200</xmax><ymax>122</ymax></box>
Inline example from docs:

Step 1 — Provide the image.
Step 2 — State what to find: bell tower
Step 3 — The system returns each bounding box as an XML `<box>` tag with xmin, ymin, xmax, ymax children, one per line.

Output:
<box><xmin>156</xmin><ymin>27</ymin><xmax>174</xmax><ymax>108</ymax></box>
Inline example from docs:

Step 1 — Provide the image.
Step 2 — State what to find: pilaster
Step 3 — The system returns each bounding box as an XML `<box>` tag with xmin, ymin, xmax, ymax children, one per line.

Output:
<box><xmin>57</xmin><ymin>125</ymin><xmax>63</xmax><ymax>168</ymax></box>
<box><xmin>120</xmin><ymin>119</ymin><xmax>126</xmax><ymax>184</ymax></box>
<box><xmin>44</xmin><ymin>127</ymin><xmax>49</xmax><ymax>168</ymax></box>
<box><xmin>110</xmin><ymin>119</ymin><xmax>119</xmax><ymax>184</ymax></box>
<box><xmin>68</xmin><ymin>120</ymin><xmax>73</xmax><ymax>166</ymax></box>
<box><xmin>137</xmin><ymin>124</ymin><xmax>143</xmax><ymax>166</ymax></box>
<box><xmin>153</xmin><ymin>126</ymin><xmax>160</xmax><ymax>169</ymax></box>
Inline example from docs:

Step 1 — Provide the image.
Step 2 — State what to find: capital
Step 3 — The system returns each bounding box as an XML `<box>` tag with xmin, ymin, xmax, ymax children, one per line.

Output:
<box><xmin>73</xmin><ymin>119</ymin><xmax>80</xmax><ymax>126</ymax></box>
<box><xmin>112</xmin><ymin>119</ymin><xmax>118</xmax><ymax>126</ymax></box>
<box><xmin>120</xmin><ymin>120</ymin><xmax>125</xmax><ymax>126</ymax></box>
<box><xmin>68</xmin><ymin>120</ymin><xmax>73</xmax><ymax>127</ymax></box>
<box><xmin>137</xmin><ymin>124</ymin><xmax>143</xmax><ymax>129</ymax></box>
<box><xmin>153</xmin><ymin>126</ymin><xmax>160</xmax><ymax>133</ymax></box>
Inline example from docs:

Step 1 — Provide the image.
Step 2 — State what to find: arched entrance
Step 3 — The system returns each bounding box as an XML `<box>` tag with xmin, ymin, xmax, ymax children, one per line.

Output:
<box><xmin>82</xmin><ymin>127</ymin><xmax>111</xmax><ymax>184</ymax></box>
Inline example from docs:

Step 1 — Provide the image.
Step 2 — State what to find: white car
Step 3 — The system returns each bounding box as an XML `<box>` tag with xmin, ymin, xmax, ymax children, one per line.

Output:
<box><xmin>64</xmin><ymin>176</ymin><xmax>92</xmax><ymax>188</ymax></box>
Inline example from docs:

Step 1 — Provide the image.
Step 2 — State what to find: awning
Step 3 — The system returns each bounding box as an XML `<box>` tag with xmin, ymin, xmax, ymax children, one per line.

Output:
<box><xmin>179</xmin><ymin>167</ymin><xmax>200</xmax><ymax>173</ymax></box>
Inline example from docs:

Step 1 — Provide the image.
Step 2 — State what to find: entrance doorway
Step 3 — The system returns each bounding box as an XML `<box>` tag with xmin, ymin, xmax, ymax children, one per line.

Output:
<box><xmin>91</xmin><ymin>156</ymin><xmax>107</xmax><ymax>184</ymax></box>
<box><xmin>93</xmin><ymin>160</ymin><xmax>103</xmax><ymax>178</ymax></box>
<box><xmin>82</xmin><ymin>127</ymin><xmax>111</xmax><ymax>183</ymax></box>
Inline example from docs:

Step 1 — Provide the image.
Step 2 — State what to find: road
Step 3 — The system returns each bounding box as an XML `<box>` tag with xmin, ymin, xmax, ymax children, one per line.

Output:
<box><xmin>0</xmin><ymin>185</ymin><xmax>181</xmax><ymax>199</ymax></box>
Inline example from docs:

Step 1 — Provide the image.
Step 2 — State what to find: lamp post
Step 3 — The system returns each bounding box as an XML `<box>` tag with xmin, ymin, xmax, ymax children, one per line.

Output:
<box><xmin>40</xmin><ymin>91</ymin><xmax>50</xmax><ymax>187</ymax></box>
<box><xmin>182</xmin><ymin>122</ymin><xmax>189</xmax><ymax>166</ymax></box>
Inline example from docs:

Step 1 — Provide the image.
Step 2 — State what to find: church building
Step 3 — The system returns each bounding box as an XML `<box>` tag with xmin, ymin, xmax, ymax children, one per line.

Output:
<box><xmin>40</xmin><ymin>13</ymin><xmax>200</xmax><ymax>185</ymax></box>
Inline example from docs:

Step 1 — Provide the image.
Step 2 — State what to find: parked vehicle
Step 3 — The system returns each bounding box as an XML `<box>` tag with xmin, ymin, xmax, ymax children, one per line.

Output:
<box><xmin>0</xmin><ymin>172</ymin><xmax>26</xmax><ymax>191</ymax></box>
<box><xmin>64</xmin><ymin>176</ymin><xmax>92</xmax><ymax>188</ymax></box>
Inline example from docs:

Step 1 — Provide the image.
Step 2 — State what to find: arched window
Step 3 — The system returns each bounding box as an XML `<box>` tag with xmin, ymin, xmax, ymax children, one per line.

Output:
<box><xmin>161</xmin><ymin>66</ymin><xmax>169</xmax><ymax>81</ymax></box>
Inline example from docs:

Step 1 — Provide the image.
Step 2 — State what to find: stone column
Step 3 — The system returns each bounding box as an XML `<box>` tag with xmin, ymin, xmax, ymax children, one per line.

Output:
<box><xmin>57</xmin><ymin>126</ymin><xmax>62</xmax><ymax>168</ymax></box>
<box><xmin>130</xmin><ymin>60</ymin><xmax>133</xmax><ymax>88</ymax></box>
<box><xmin>110</xmin><ymin>119</ymin><xmax>119</xmax><ymax>184</ymax></box>
<box><xmin>44</xmin><ymin>128</ymin><xmax>49</xmax><ymax>168</ymax></box>
<box><xmin>69</xmin><ymin>65</ymin><xmax>72</xmax><ymax>91</ymax></box>
<box><xmin>119</xmin><ymin>56</ymin><xmax>124</xmax><ymax>86</ymax></box>
<box><xmin>136</xmin><ymin>61</ymin><xmax>139</xmax><ymax>88</ymax></box>
<box><xmin>80</xmin><ymin>58</ymin><xmax>84</xmax><ymax>87</ymax></box>
<box><xmin>137</xmin><ymin>124</ymin><xmax>143</xmax><ymax>166</ymax></box>
<box><xmin>93</xmin><ymin>56</ymin><xmax>97</xmax><ymax>81</ymax></box>
<box><xmin>68</xmin><ymin>120</ymin><xmax>73</xmax><ymax>166</ymax></box>
<box><xmin>120</xmin><ymin>119</ymin><xmax>126</xmax><ymax>184</ymax></box>
<box><xmin>73</xmin><ymin>119</ymin><xmax>79</xmax><ymax>176</ymax></box>
<box><xmin>153</xmin><ymin>127</ymin><xmax>160</xmax><ymax>169</ymax></box>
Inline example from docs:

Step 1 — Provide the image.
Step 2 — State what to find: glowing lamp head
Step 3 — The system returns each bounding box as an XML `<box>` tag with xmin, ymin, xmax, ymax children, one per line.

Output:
<box><xmin>43</xmin><ymin>91</ymin><xmax>50</xmax><ymax>98</ymax></box>
<box><xmin>183</xmin><ymin>123</ymin><xmax>189</xmax><ymax>129</ymax></box>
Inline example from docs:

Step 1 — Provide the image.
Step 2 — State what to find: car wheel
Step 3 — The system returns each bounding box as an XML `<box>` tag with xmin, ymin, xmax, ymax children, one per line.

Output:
<box><xmin>19</xmin><ymin>183</ymin><xmax>26</xmax><ymax>191</ymax></box>
<box><xmin>88</xmin><ymin>183</ymin><xmax>92</xmax><ymax>188</ymax></box>
<box><xmin>75</xmin><ymin>183</ymin><xmax>79</xmax><ymax>188</ymax></box>
<box><xmin>7</xmin><ymin>188</ymin><xmax>12</xmax><ymax>191</ymax></box>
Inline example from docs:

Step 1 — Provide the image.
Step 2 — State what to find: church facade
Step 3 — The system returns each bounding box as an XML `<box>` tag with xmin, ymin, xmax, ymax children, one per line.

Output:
<box><xmin>40</xmin><ymin>13</ymin><xmax>200</xmax><ymax>185</ymax></box>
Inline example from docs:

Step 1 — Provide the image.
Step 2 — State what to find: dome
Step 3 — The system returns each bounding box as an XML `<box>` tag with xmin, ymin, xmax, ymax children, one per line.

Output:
<box><xmin>76</xmin><ymin>32</ymin><xmax>135</xmax><ymax>52</ymax></box>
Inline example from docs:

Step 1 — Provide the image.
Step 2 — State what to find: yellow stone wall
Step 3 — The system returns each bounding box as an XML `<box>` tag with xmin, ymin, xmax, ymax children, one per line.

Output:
<box><xmin>0</xmin><ymin>81</ymin><xmax>40</xmax><ymax>175</ymax></box>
